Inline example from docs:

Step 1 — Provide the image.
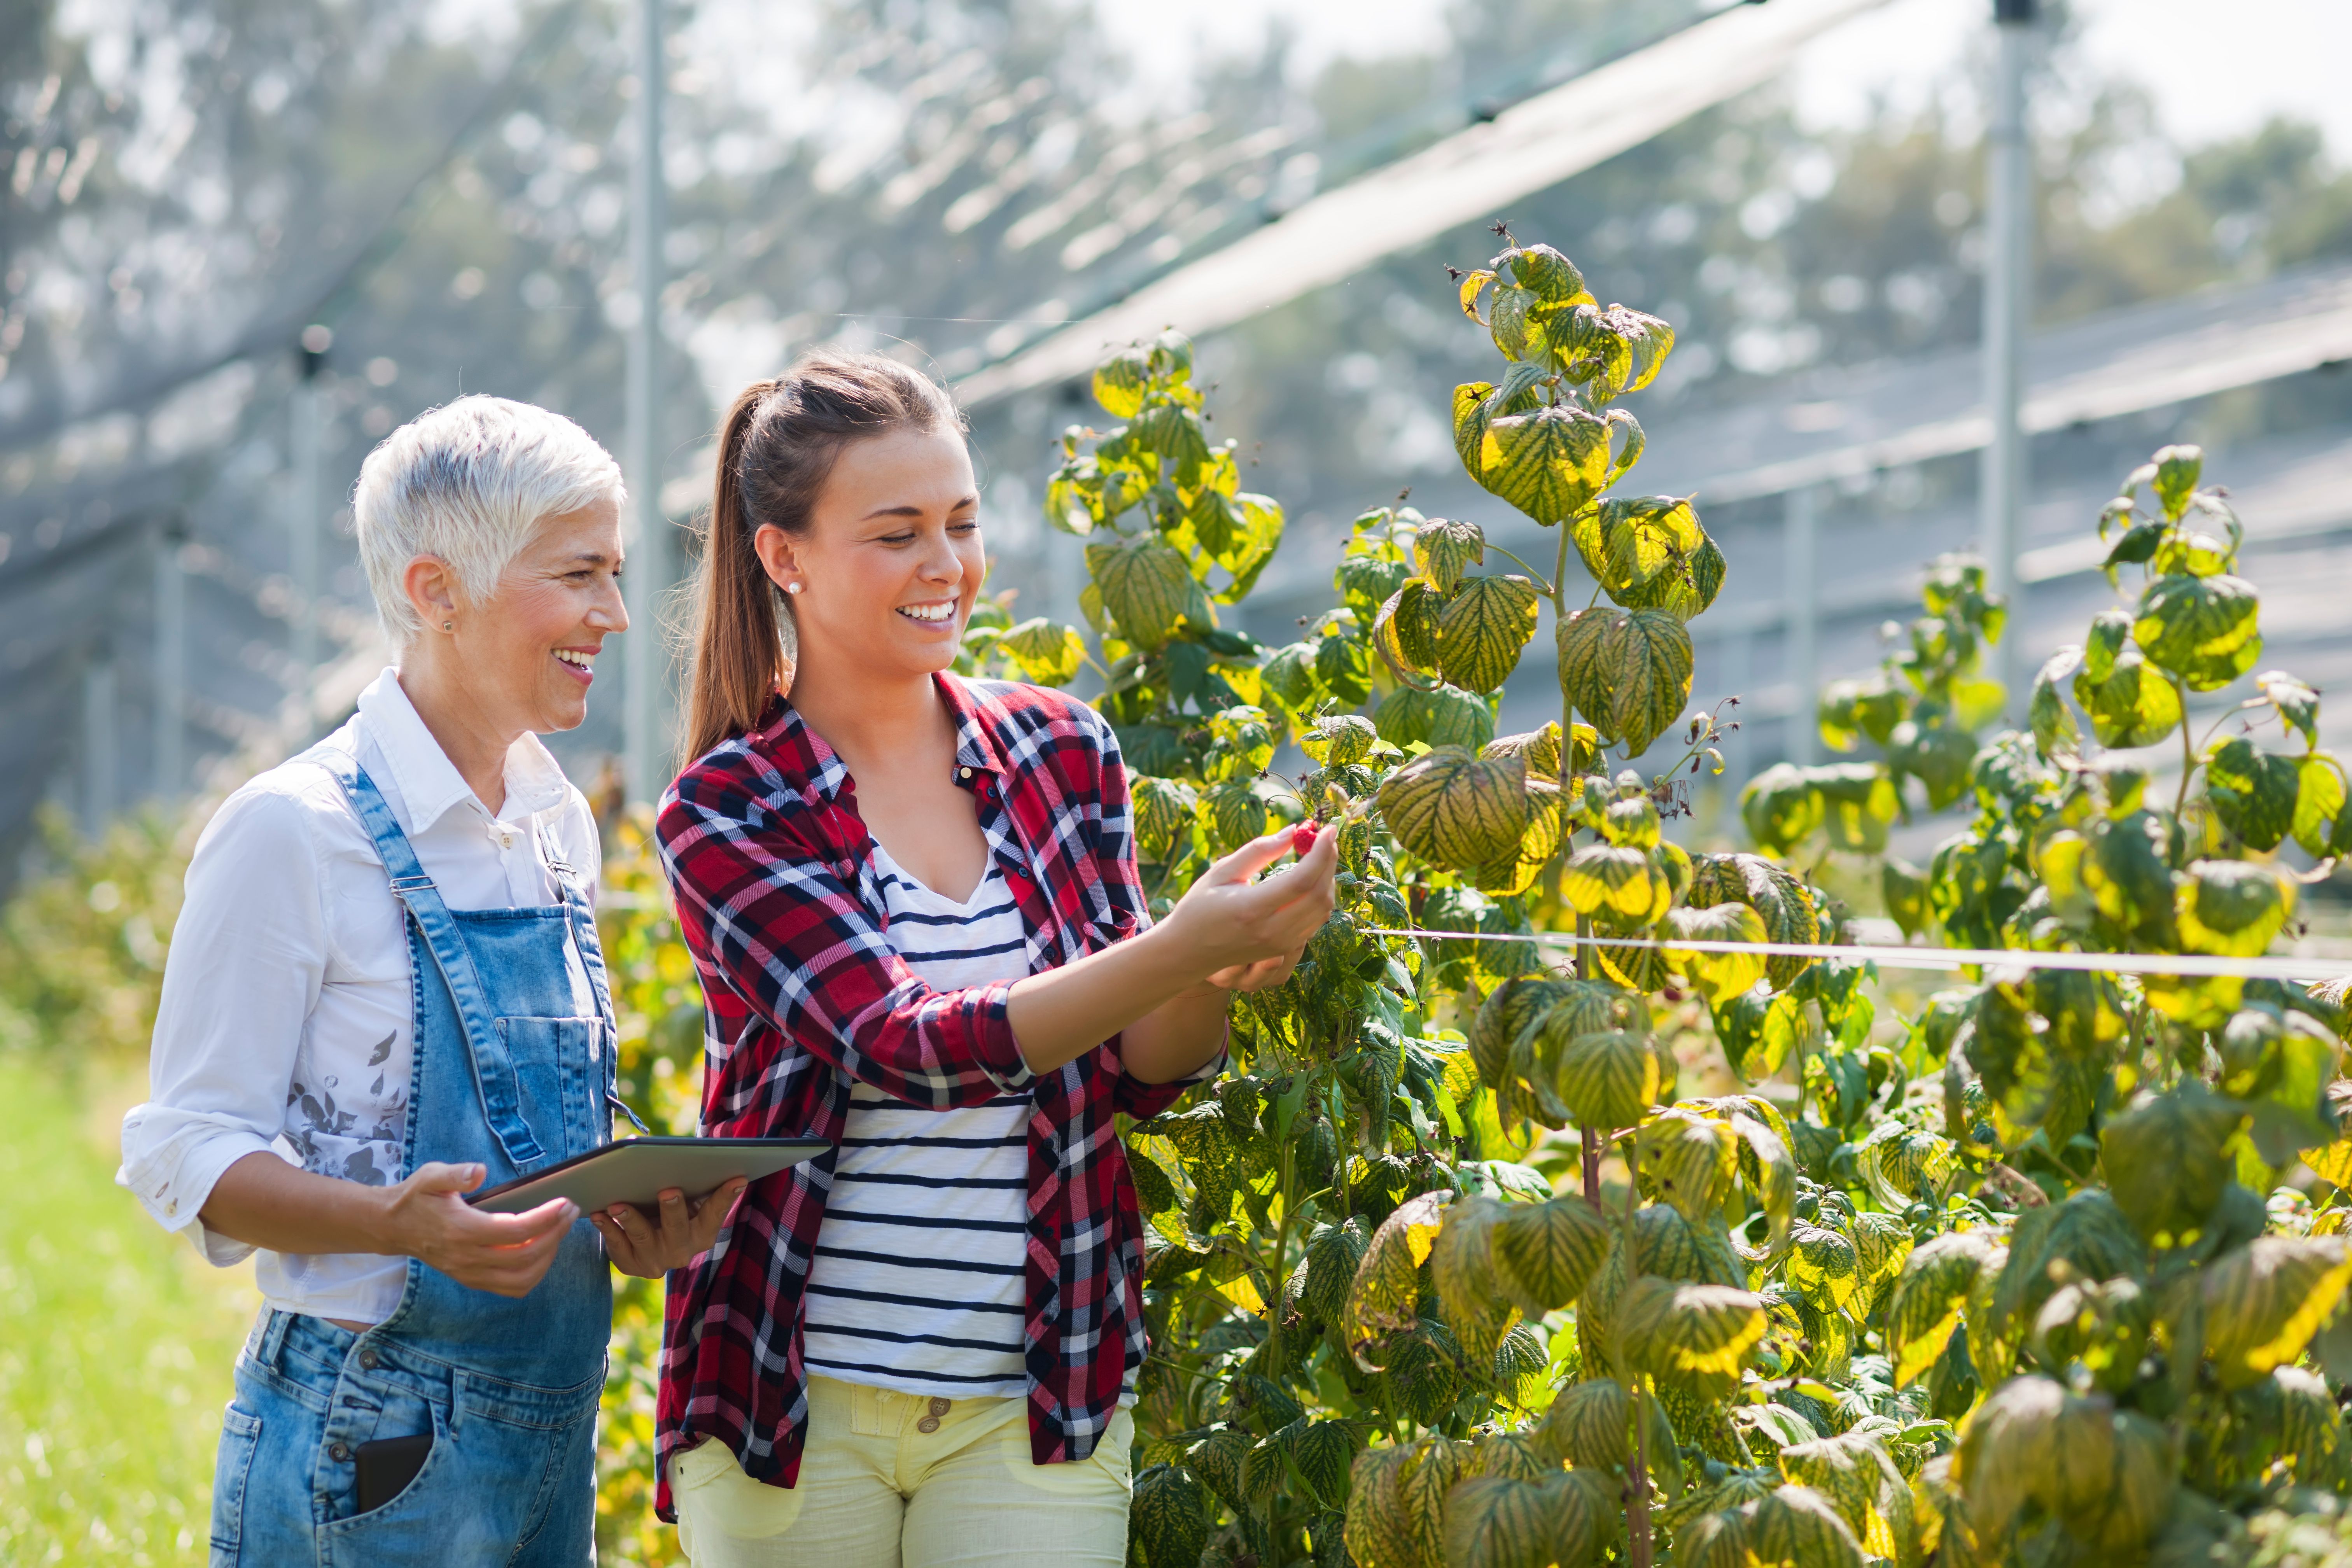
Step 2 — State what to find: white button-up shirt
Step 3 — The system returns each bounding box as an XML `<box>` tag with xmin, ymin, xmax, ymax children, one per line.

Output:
<box><xmin>118</xmin><ymin>667</ymin><xmax>601</xmax><ymax>1325</ymax></box>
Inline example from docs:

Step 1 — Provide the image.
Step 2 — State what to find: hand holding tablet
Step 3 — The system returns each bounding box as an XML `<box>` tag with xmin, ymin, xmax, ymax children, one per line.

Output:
<box><xmin>465</xmin><ymin>1136</ymin><xmax>826</xmax><ymax>1278</ymax></box>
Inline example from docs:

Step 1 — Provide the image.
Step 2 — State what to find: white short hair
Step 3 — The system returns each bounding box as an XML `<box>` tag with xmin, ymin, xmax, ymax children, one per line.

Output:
<box><xmin>352</xmin><ymin>395</ymin><xmax>625</xmax><ymax>645</ymax></box>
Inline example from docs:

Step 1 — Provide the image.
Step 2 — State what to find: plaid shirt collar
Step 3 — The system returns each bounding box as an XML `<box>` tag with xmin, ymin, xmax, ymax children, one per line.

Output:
<box><xmin>752</xmin><ymin>673</ymin><xmax>1008</xmax><ymax>804</ymax></box>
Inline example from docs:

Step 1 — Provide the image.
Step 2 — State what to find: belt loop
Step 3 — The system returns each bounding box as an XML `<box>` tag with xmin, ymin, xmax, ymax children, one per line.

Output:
<box><xmin>252</xmin><ymin>1306</ymin><xmax>292</xmax><ymax>1370</ymax></box>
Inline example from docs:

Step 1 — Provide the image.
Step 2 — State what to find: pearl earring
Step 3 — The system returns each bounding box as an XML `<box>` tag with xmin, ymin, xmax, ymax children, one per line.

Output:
<box><xmin>786</xmin><ymin>582</ymin><xmax>802</xmax><ymax>595</ymax></box>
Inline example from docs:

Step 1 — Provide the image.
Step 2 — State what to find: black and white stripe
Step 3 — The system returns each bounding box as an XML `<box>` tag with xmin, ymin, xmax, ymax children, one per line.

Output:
<box><xmin>802</xmin><ymin>843</ymin><xmax>1034</xmax><ymax>1397</ymax></box>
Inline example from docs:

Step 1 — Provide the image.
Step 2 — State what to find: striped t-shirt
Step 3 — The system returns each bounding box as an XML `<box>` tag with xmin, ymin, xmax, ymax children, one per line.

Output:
<box><xmin>800</xmin><ymin>841</ymin><xmax>1034</xmax><ymax>1399</ymax></box>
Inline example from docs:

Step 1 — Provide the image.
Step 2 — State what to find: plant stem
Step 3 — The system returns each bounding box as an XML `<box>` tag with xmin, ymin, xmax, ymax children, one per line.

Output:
<box><xmin>2174</xmin><ymin>676</ymin><xmax>2197</xmax><ymax>817</ymax></box>
<box><xmin>1620</xmin><ymin>1129</ymin><xmax>1653</xmax><ymax>1568</ymax></box>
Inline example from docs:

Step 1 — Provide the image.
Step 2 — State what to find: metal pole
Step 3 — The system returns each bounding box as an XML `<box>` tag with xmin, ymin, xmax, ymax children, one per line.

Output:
<box><xmin>83</xmin><ymin>646</ymin><xmax>117</xmax><ymax>839</ymax></box>
<box><xmin>292</xmin><ymin>325</ymin><xmax>331</xmax><ymax>736</ymax></box>
<box><xmin>1785</xmin><ymin>485</ymin><xmax>1820</xmax><ymax>766</ymax></box>
<box><xmin>1980</xmin><ymin>0</ymin><xmax>2035</xmax><ymax>712</ymax></box>
<box><xmin>153</xmin><ymin>518</ymin><xmax>186</xmax><ymax>803</ymax></box>
<box><xmin>623</xmin><ymin>0</ymin><xmax>668</xmax><ymax>803</ymax></box>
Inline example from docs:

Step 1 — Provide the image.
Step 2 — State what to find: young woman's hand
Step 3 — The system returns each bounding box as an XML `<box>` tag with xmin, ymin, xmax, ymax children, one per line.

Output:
<box><xmin>1158</xmin><ymin>824</ymin><xmax>1338</xmax><ymax>985</ymax></box>
<box><xmin>375</xmin><ymin>1161</ymin><xmax>578</xmax><ymax>1298</ymax></box>
<box><xmin>592</xmin><ymin>1178</ymin><xmax>750</xmax><ymax>1278</ymax></box>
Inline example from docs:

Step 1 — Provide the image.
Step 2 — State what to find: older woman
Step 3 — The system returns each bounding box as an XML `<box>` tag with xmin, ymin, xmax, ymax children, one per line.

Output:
<box><xmin>120</xmin><ymin>396</ymin><xmax>738</xmax><ymax>1564</ymax></box>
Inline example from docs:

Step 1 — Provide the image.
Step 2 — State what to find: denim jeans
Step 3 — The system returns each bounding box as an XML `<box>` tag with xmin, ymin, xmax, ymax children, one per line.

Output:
<box><xmin>210</xmin><ymin>1309</ymin><xmax>602</xmax><ymax>1566</ymax></box>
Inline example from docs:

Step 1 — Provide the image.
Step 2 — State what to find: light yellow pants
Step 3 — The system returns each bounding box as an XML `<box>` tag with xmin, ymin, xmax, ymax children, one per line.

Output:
<box><xmin>668</xmin><ymin>1375</ymin><xmax>1133</xmax><ymax>1567</ymax></box>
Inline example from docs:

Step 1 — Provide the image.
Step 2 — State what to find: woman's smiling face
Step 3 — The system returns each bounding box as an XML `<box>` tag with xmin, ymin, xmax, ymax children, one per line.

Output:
<box><xmin>754</xmin><ymin>426</ymin><xmax>984</xmax><ymax>684</ymax></box>
<box><xmin>406</xmin><ymin>496</ymin><xmax>628</xmax><ymax>736</ymax></box>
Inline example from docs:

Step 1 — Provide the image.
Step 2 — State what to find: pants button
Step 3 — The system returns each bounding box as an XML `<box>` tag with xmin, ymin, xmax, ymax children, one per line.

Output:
<box><xmin>928</xmin><ymin>1397</ymin><xmax>951</xmax><ymax>1416</ymax></box>
<box><xmin>330</xmin><ymin>1442</ymin><xmax>352</xmax><ymax>1462</ymax></box>
<box><xmin>358</xmin><ymin>1349</ymin><xmax>379</xmax><ymax>1370</ymax></box>
<box><xmin>916</xmin><ymin>1417</ymin><xmax>940</xmax><ymax>1434</ymax></box>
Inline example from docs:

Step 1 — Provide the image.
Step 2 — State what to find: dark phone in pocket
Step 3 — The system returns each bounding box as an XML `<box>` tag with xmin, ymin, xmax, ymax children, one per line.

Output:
<box><xmin>356</xmin><ymin>1432</ymin><xmax>433</xmax><ymax>1513</ymax></box>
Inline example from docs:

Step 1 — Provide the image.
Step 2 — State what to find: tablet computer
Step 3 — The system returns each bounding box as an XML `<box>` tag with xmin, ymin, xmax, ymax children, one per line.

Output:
<box><xmin>464</xmin><ymin>1137</ymin><xmax>828</xmax><ymax>1216</ymax></box>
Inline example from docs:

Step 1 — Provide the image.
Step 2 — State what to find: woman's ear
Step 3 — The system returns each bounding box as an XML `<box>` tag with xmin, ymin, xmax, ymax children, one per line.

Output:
<box><xmin>403</xmin><ymin>555</ymin><xmax>461</xmax><ymax>632</ymax></box>
<box><xmin>752</xmin><ymin>524</ymin><xmax>803</xmax><ymax>593</ymax></box>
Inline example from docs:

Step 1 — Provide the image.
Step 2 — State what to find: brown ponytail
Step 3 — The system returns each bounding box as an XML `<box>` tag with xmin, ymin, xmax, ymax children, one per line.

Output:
<box><xmin>682</xmin><ymin>349</ymin><xmax>964</xmax><ymax>765</ymax></box>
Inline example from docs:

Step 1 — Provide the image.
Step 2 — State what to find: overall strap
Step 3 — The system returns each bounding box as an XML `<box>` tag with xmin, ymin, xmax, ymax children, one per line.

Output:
<box><xmin>319</xmin><ymin>750</ymin><xmax>552</xmax><ymax>1169</ymax></box>
<box><xmin>536</xmin><ymin>813</ymin><xmax>647</xmax><ymax>1133</ymax></box>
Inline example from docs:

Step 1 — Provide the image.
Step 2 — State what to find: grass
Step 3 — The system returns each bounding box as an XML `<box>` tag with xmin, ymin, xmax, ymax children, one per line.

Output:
<box><xmin>0</xmin><ymin>1060</ymin><xmax>259</xmax><ymax>1565</ymax></box>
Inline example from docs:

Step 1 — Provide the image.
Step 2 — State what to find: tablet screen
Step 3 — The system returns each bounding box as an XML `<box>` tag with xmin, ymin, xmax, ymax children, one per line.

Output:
<box><xmin>465</xmin><ymin>1137</ymin><xmax>829</xmax><ymax>1216</ymax></box>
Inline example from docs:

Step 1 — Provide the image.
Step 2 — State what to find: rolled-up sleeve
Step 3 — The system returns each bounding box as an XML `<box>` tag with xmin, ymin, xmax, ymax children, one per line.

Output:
<box><xmin>1092</xmin><ymin>714</ymin><xmax>1227</xmax><ymax>1116</ymax></box>
<box><xmin>117</xmin><ymin>789</ymin><xmax>325</xmax><ymax>1262</ymax></box>
<box><xmin>658</xmin><ymin>778</ymin><xmax>1033</xmax><ymax>1109</ymax></box>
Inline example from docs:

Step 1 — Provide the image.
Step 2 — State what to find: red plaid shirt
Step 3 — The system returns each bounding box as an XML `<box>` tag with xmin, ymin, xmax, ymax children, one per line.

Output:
<box><xmin>652</xmin><ymin>675</ymin><xmax>1213</xmax><ymax>1514</ymax></box>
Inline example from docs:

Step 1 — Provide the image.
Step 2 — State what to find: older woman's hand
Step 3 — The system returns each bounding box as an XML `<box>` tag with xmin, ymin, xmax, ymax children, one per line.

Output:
<box><xmin>592</xmin><ymin>1178</ymin><xmax>750</xmax><ymax>1278</ymax></box>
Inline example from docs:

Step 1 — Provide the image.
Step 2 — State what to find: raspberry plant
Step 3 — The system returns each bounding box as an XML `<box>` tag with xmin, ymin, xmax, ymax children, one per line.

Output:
<box><xmin>1736</xmin><ymin>443</ymin><xmax>2352</xmax><ymax>1564</ymax></box>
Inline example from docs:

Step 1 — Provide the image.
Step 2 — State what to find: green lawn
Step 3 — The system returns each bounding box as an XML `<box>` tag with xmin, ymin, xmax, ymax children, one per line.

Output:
<box><xmin>0</xmin><ymin>1061</ymin><xmax>257</xmax><ymax>1565</ymax></box>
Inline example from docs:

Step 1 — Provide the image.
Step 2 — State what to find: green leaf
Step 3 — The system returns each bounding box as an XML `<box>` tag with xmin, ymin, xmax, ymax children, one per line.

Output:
<box><xmin>1556</xmin><ymin>607</ymin><xmax>1693</xmax><ymax>758</ymax></box>
<box><xmin>2292</xmin><ymin>752</ymin><xmax>2348</xmax><ymax>858</ymax></box>
<box><xmin>1087</xmin><ymin>536</ymin><xmax>1206</xmax><ymax>649</ymax></box>
<box><xmin>1884</xmin><ymin>1230</ymin><xmax>2001</xmax><ymax>1388</ymax></box>
<box><xmin>1634</xmin><ymin>1110</ymin><xmax>1740</xmax><ymax>1225</ymax></box>
<box><xmin>1441</xmin><ymin>1472</ymin><xmax>1614</xmax><ymax>1568</ymax></box>
<box><xmin>1881</xmin><ymin>856</ymin><xmax>1928</xmax><ymax>938</ymax></box>
<box><xmin>1568</xmin><ymin>494</ymin><xmax>1722</xmax><ymax>618</ymax></box>
<box><xmin>1746</xmin><ymin>1483</ymin><xmax>1868</xmax><ymax>1568</ymax></box>
<box><xmin>1371</xmin><ymin>581</ymin><xmax>1444</xmax><ymax>679</ymax></box>
<box><xmin>2100</xmin><ymin>1084</ymin><xmax>2244</xmax><ymax>1246</ymax></box>
<box><xmin>1808</xmin><ymin>763</ymin><xmax>1899</xmax><ymax>854</ymax></box>
<box><xmin>1336</xmin><ymin>552</ymin><xmax>1410</xmax><ymax>621</ymax></box>
<box><xmin>1132</xmin><ymin>1463</ymin><xmax>1211</xmax><ymax>1568</ymax></box>
<box><xmin>1551</xmin><ymin>1027</ymin><xmax>1673</xmax><ymax>1133</ymax></box>
<box><xmin>1198</xmin><ymin>781</ymin><xmax>1270</xmax><ymax>854</ymax></box>
<box><xmin>1687</xmin><ymin>853</ymin><xmax>1820</xmax><ymax>990</ymax></box>
<box><xmin>1090</xmin><ymin>349</ymin><xmax>1152</xmax><ymax>419</ymax></box>
<box><xmin>2072</xmin><ymin>647</ymin><xmax>2183</xmax><ymax>749</ymax></box>
<box><xmin>1378</xmin><ymin>747</ymin><xmax>1528</xmax><ymax>871</ymax></box>
<box><xmin>1489</xmin><ymin>1196</ymin><xmax>1612</xmax><ymax>1315</ymax></box>
<box><xmin>2152</xmin><ymin>442</ymin><xmax>2202</xmax><ymax>519</ymax></box>
<box><xmin>1785</xmin><ymin>1222</ymin><xmax>1863</xmax><ymax>1314</ymax></box>
<box><xmin>1560</xmin><ymin>844</ymin><xmax>1672</xmax><ymax>927</ymax></box>
<box><xmin>2204</xmin><ymin>736</ymin><xmax>2300</xmax><ymax>852</ymax></box>
<box><xmin>1301</xmin><ymin>1219</ymin><xmax>1370</xmax><ymax>1324</ymax></box>
<box><xmin>1373</xmin><ymin>682</ymin><xmax>1494</xmax><ymax>752</ymax></box>
<box><xmin>1413</xmin><ymin>516</ymin><xmax>1484</xmax><ymax>594</ymax></box>
<box><xmin>1504</xmin><ymin>242</ymin><xmax>1589</xmax><ymax>303</ymax></box>
<box><xmin>1430</xmin><ymin>1195</ymin><xmax>1519</xmax><ymax>1368</ymax></box>
<box><xmin>2134</xmin><ymin>572</ymin><xmax>2262</xmax><ymax>691</ymax></box>
<box><xmin>1472</xmin><ymin>402</ymin><xmax>1615</xmax><ymax>527</ymax></box>
<box><xmin>2202</xmin><ymin>1236</ymin><xmax>2352</xmax><ymax>1389</ymax></box>
<box><xmin>1437</xmin><ymin>575</ymin><xmax>1541</xmax><ymax>695</ymax></box>
<box><xmin>1619</xmin><ymin>1276</ymin><xmax>1769</xmax><ymax>1399</ymax></box>
<box><xmin>1887</xmin><ymin>720</ymin><xmax>1978</xmax><ymax>812</ymax></box>
<box><xmin>1539</xmin><ymin>1377</ymin><xmax>1631</xmax><ymax>1470</ymax></box>
<box><xmin>1129</xmin><ymin>776</ymin><xmax>1199</xmax><ymax>861</ymax></box>
<box><xmin>2029</xmin><ymin>649</ymin><xmax>2083</xmax><ymax>757</ymax></box>
<box><xmin>1346</xmin><ymin>1191</ymin><xmax>1448</xmax><ymax>1345</ymax></box>
<box><xmin>995</xmin><ymin>617</ymin><xmax>1087</xmax><ymax>686</ymax></box>
<box><xmin>2260</xmin><ymin>668</ymin><xmax>2321</xmax><ymax>744</ymax></box>
<box><xmin>1741</xmin><ymin>763</ymin><xmax>1823</xmax><ymax>856</ymax></box>
<box><xmin>2175</xmin><ymin>858</ymin><xmax>2292</xmax><ymax>959</ymax></box>
<box><xmin>1665</xmin><ymin>901</ymin><xmax>1769</xmax><ymax>1006</ymax></box>
<box><xmin>1342</xmin><ymin>1443</ymin><xmax>1417</xmax><ymax>1568</ymax></box>
<box><xmin>1284</xmin><ymin>1418</ymin><xmax>1365</xmax><ymax>1510</ymax></box>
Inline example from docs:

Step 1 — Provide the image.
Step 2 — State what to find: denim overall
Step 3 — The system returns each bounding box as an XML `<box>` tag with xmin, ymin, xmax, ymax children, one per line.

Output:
<box><xmin>208</xmin><ymin>756</ymin><xmax>620</xmax><ymax>1566</ymax></box>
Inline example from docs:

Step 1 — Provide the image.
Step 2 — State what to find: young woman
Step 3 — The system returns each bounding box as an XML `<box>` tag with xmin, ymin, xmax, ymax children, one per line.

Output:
<box><xmin>121</xmin><ymin>397</ymin><xmax>739</xmax><ymax>1563</ymax></box>
<box><xmin>654</xmin><ymin>351</ymin><xmax>1335</xmax><ymax>1566</ymax></box>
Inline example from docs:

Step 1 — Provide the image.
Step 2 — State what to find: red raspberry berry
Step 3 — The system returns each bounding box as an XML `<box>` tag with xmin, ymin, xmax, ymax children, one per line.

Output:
<box><xmin>1290</xmin><ymin>822</ymin><xmax>1321</xmax><ymax>858</ymax></box>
